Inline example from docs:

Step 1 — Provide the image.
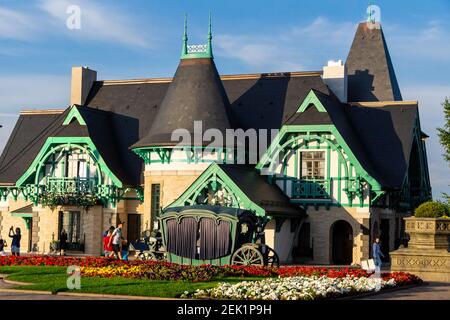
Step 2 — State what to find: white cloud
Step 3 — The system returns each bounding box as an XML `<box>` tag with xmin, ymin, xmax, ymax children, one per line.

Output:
<box><xmin>0</xmin><ymin>2</ymin><xmax>152</xmax><ymax>49</ymax></box>
<box><xmin>0</xmin><ymin>74</ymin><xmax>70</xmax><ymax>112</ymax></box>
<box><xmin>388</xmin><ymin>20</ymin><xmax>450</xmax><ymax>63</ymax></box>
<box><xmin>38</xmin><ymin>0</ymin><xmax>151</xmax><ymax>48</ymax></box>
<box><xmin>215</xmin><ymin>17</ymin><xmax>356</xmax><ymax>71</ymax></box>
<box><xmin>0</xmin><ymin>7</ymin><xmax>42</xmax><ymax>40</ymax></box>
<box><xmin>0</xmin><ymin>74</ymin><xmax>69</xmax><ymax>153</ymax></box>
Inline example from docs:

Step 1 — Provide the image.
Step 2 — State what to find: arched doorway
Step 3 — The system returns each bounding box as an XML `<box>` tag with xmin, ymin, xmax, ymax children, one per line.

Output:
<box><xmin>331</xmin><ymin>220</ymin><xmax>353</xmax><ymax>265</ymax></box>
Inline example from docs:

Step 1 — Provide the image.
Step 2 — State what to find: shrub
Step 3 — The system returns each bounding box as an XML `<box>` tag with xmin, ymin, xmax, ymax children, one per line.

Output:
<box><xmin>414</xmin><ymin>201</ymin><xmax>449</xmax><ymax>218</ymax></box>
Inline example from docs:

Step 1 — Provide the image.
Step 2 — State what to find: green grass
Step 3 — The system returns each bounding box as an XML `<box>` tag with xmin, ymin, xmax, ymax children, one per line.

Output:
<box><xmin>0</xmin><ymin>266</ymin><xmax>257</xmax><ymax>298</ymax></box>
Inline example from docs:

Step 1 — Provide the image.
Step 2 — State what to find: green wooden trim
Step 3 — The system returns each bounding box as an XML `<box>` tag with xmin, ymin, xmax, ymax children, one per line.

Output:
<box><xmin>296</xmin><ymin>90</ymin><xmax>326</xmax><ymax>113</ymax></box>
<box><xmin>16</xmin><ymin>137</ymin><xmax>122</xmax><ymax>188</ymax></box>
<box><xmin>167</xmin><ymin>163</ymin><xmax>265</xmax><ymax>217</ymax></box>
<box><xmin>62</xmin><ymin>106</ymin><xmax>86</xmax><ymax>126</ymax></box>
<box><xmin>11</xmin><ymin>212</ymin><xmax>33</xmax><ymax>218</ymax></box>
<box><xmin>256</xmin><ymin>124</ymin><xmax>382</xmax><ymax>191</ymax></box>
<box><xmin>180</xmin><ymin>14</ymin><xmax>213</xmax><ymax>60</ymax></box>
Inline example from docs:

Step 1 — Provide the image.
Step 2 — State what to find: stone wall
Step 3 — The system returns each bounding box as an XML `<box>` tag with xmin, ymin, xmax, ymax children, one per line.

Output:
<box><xmin>144</xmin><ymin>170</ymin><xmax>201</xmax><ymax>227</ymax></box>
<box><xmin>305</xmin><ymin>206</ymin><xmax>370</xmax><ymax>265</ymax></box>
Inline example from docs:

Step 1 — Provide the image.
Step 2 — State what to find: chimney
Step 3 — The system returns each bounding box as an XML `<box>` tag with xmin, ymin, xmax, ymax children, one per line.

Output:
<box><xmin>70</xmin><ymin>66</ymin><xmax>97</xmax><ymax>106</ymax></box>
<box><xmin>322</xmin><ymin>60</ymin><xmax>348</xmax><ymax>103</ymax></box>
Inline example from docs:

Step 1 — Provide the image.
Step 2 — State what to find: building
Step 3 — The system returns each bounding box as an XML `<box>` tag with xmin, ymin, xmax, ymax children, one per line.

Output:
<box><xmin>0</xmin><ymin>17</ymin><xmax>431</xmax><ymax>265</ymax></box>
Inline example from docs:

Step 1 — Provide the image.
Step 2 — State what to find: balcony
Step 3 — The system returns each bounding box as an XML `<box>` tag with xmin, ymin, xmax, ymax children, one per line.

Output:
<box><xmin>291</xmin><ymin>179</ymin><xmax>331</xmax><ymax>199</ymax></box>
<box><xmin>45</xmin><ymin>177</ymin><xmax>96</xmax><ymax>195</ymax></box>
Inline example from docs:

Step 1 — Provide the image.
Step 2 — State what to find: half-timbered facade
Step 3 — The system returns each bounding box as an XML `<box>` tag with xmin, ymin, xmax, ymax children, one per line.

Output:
<box><xmin>0</xmin><ymin>18</ymin><xmax>431</xmax><ymax>264</ymax></box>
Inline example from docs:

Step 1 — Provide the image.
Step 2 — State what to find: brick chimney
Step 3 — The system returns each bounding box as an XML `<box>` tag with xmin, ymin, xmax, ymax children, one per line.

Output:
<box><xmin>322</xmin><ymin>60</ymin><xmax>348</xmax><ymax>103</ymax></box>
<box><xmin>70</xmin><ymin>66</ymin><xmax>97</xmax><ymax>106</ymax></box>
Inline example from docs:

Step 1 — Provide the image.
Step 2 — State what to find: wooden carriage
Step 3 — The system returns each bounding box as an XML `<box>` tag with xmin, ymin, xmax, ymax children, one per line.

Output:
<box><xmin>158</xmin><ymin>205</ymin><xmax>279</xmax><ymax>266</ymax></box>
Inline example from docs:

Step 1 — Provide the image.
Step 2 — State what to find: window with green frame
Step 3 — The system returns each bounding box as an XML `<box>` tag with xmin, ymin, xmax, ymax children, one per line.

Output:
<box><xmin>151</xmin><ymin>184</ymin><xmax>161</xmax><ymax>221</ymax></box>
<box><xmin>301</xmin><ymin>151</ymin><xmax>325</xmax><ymax>179</ymax></box>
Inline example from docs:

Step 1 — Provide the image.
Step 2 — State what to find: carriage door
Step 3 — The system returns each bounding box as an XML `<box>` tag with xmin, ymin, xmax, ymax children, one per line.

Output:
<box><xmin>127</xmin><ymin>214</ymin><xmax>141</xmax><ymax>243</ymax></box>
<box><xmin>331</xmin><ymin>220</ymin><xmax>353</xmax><ymax>265</ymax></box>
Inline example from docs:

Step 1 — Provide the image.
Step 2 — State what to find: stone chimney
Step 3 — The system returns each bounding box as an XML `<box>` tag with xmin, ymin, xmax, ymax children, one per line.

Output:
<box><xmin>70</xmin><ymin>66</ymin><xmax>97</xmax><ymax>106</ymax></box>
<box><xmin>322</xmin><ymin>60</ymin><xmax>348</xmax><ymax>103</ymax></box>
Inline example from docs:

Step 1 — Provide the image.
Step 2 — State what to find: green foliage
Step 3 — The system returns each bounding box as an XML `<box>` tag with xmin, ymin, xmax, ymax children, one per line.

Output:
<box><xmin>414</xmin><ymin>201</ymin><xmax>449</xmax><ymax>218</ymax></box>
<box><xmin>437</xmin><ymin>97</ymin><xmax>450</xmax><ymax>164</ymax></box>
<box><xmin>39</xmin><ymin>192</ymin><xmax>101</xmax><ymax>211</ymax></box>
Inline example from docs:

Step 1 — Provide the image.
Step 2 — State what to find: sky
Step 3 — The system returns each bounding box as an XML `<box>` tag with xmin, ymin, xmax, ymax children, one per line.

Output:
<box><xmin>0</xmin><ymin>0</ymin><xmax>448</xmax><ymax>199</ymax></box>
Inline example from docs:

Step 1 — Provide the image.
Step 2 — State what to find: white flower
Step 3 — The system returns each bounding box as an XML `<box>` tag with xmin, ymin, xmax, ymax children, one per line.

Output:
<box><xmin>185</xmin><ymin>275</ymin><xmax>393</xmax><ymax>300</ymax></box>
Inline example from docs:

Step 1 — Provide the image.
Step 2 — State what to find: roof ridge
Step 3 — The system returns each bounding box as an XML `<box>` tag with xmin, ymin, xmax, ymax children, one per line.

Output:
<box><xmin>99</xmin><ymin>71</ymin><xmax>322</xmax><ymax>86</ymax></box>
<box><xmin>20</xmin><ymin>109</ymin><xmax>66</xmax><ymax>115</ymax></box>
<box><xmin>348</xmin><ymin>101</ymin><xmax>418</xmax><ymax>107</ymax></box>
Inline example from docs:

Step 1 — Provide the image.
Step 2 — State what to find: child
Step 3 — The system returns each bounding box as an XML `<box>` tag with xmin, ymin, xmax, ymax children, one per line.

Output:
<box><xmin>0</xmin><ymin>237</ymin><xmax>6</xmax><ymax>256</ymax></box>
<box><xmin>121</xmin><ymin>238</ymin><xmax>129</xmax><ymax>261</ymax></box>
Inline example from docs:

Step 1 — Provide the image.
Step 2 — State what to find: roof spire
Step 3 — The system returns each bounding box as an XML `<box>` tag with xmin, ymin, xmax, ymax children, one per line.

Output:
<box><xmin>180</xmin><ymin>13</ymin><xmax>213</xmax><ymax>60</ymax></box>
<box><xmin>181</xmin><ymin>14</ymin><xmax>188</xmax><ymax>57</ymax></box>
<box><xmin>206</xmin><ymin>12</ymin><xmax>213</xmax><ymax>58</ymax></box>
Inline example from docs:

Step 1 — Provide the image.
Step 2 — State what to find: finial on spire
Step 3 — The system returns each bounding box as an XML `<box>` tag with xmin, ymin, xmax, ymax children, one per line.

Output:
<box><xmin>180</xmin><ymin>13</ymin><xmax>214</xmax><ymax>60</ymax></box>
<box><xmin>367</xmin><ymin>3</ymin><xmax>376</xmax><ymax>24</ymax></box>
<box><xmin>182</xmin><ymin>14</ymin><xmax>188</xmax><ymax>56</ymax></box>
<box><xmin>207</xmin><ymin>12</ymin><xmax>213</xmax><ymax>58</ymax></box>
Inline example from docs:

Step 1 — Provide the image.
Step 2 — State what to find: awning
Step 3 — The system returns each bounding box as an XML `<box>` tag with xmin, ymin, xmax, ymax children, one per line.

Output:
<box><xmin>11</xmin><ymin>204</ymin><xmax>33</xmax><ymax>218</ymax></box>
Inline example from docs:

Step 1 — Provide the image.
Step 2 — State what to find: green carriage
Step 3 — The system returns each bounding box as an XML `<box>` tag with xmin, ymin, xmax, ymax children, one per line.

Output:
<box><xmin>158</xmin><ymin>205</ymin><xmax>279</xmax><ymax>266</ymax></box>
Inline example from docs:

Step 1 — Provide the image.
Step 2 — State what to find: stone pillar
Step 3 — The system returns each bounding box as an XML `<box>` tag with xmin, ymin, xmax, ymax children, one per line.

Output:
<box><xmin>83</xmin><ymin>206</ymin><xmax>103</xmax><ymax>255</ymax></box>
<box><xmin>390</xmin><ymin>217</ymin><xmax>450</xmax><ymax>282</ymax></box>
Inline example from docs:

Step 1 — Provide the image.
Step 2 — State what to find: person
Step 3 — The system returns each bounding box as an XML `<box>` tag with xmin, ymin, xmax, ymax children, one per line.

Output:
<box><xmin>59</xmin><ymin>229</ymin><xmax>68</xmax><ymax>256</ymax></box>
<box><xmin>9</xmin><ymin>226</ymin><xmax>21</xmax><ymax>256</ymax></box>
<box><xmin>121</xmin><ymin>237</ymin><xmax>129</xmax><ymax>261</ymax></box>
<box><xmin>372</xmin><ymin>237</ymin><xmax>385</xmax><ymax>270</ymax></box>
<box><xmin>103</xmin><ymin>226</ymin><xmax>115</xmax><ymax>257</ymax></box>
<box><xmin>108</xmin><ymin>222</ymin><xmax>124</xmax><ymax>259</ymax></box>
<box><xmin>0</xmin><ymin>237</ymin><xmax>6</xmax><ymax>256</ymax></box>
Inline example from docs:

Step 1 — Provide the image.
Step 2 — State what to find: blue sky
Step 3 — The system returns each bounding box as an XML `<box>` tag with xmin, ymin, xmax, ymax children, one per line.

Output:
<box><xmin>0</xmin><ymin>0</ymin><xmax>449</xmax><ymax>198</ymax></box>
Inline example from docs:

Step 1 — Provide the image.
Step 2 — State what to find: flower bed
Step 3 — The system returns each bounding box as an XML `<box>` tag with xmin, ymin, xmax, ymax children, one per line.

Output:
<box><xmin>182</xmin><ymin>275</ymin><xmax>398</xmax><ymax>300</ymax></box>
<box><xmin>0</xmin><ymin>255</ymin><xmax>421</xmax><ymax>287</ymax></box>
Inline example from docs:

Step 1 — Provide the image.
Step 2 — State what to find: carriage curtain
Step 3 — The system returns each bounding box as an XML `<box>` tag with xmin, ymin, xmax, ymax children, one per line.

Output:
<box><xmin>166</xmin><ymin>217</ymin><xmax>198</xmax><ymax>259</ymax></box>
<box><xmin>199</xmin><ymin>218</ymin><xmax>231</xmax><ymax>260</ymax></box>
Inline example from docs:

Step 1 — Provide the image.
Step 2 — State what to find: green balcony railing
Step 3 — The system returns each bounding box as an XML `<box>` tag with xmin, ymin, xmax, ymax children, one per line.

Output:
<box><xmin>291</xmin><ymin>179</ymin><xmax>331</xmax><ymax>199</ymax></box>
<box><xmin>45</xmin><ymin>177</ymin><xmax>97</xmax><ymax>194</ymax></box>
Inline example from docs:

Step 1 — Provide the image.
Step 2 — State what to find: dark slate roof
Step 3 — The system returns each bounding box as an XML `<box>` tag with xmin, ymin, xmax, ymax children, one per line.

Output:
<box><xmin>218</xmin><ymin>164</ymin><xmax>304</xmax><ymax>216</ymax></box>
<box><xmin>133</xmin><ymin>58</ymin><xmax>232</xmax><ymax>148</ymax></box>
<box><xmin>345</xmin><ymin>102</ymin><xmax>418</xmax><ymax>188</ymax></box>
<box><xmin>0</xmin><ymin>111</ymin><xmax>67</xmax><ymax>185</ymax></box>
<box><xmin>0</xmin><ymin>106</ymin><xmax>132</xmax><ymax>186</ymax></box>
<box><xmin>346</xmin><ymin>22</ymin><xmax>402</xmax><ymax>102</ymax></box>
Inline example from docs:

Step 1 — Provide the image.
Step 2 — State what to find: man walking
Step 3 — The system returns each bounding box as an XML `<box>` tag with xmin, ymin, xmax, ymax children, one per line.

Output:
<box><xmin>372</xmin><ymin>237</ymin><xmax>385</xmax><ymax>270</ymax></box>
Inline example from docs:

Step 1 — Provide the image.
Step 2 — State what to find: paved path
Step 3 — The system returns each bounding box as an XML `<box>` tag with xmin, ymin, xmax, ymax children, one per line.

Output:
<box><xmin>0</xmin><ymin>291</ymin><xmax>121</xmax><ymax>300</ymax></box>
<box><xmin>358</xmin><ymin>282</ymin><xmax>450</xmax><ymax>300</ymax></box>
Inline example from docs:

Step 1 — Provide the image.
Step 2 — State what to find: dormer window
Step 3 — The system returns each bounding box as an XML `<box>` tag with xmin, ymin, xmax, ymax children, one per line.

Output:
<box><xmin>301</xmin><ymin>151</ymin><xmax>325</xmax><ymax>180</ymax></box>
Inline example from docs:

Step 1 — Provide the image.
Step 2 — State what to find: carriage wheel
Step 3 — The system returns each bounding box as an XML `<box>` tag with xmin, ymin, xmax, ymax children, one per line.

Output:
<box><xmin>231</xmin><ymin>245</ymin><xmax>264</xmax><ymax>266</ymax></box>
<box><xmin>137</xmin><ymin>251</ymin><xmax>157</xmax><ymax>261</ymax></box>
<box><xmin>265</xmin><ymin>247</ymin><xmax>280</xmax><ymax>267</ymax></box>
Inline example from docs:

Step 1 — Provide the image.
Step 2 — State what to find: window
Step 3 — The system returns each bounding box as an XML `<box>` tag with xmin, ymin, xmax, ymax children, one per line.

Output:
<box><xmin>301</xmin><ymin>151</ymin><xmax>325</xmax><ymax>179</ymax></box>
<box><xmin>58</xmin><ymin>211</ymin><xmax>81</xmax><ymax>243</ymax></box>
<box><xmin>65</xmin><ymin>153</ymin><xmax>88</xmax><ymax>178</ymax></box>
<box><xmin>151</xmin><ymin>184</ymin><xmax>161</xmax><ymax>221</ymax></box>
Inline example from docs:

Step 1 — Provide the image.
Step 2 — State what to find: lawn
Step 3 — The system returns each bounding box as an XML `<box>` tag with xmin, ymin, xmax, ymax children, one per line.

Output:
<box><xmin>0</xmin><ymin>266</ymin><xmax>258</xmax><ymax>298</ymax></box>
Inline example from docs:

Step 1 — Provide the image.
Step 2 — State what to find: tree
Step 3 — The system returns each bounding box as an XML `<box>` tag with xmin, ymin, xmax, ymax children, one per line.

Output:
<box><xmin>438</xmin><ymin>97</ymin><xmax>450</xmax><ymax>163</ymax></box>
<box><xmin>437</xmin><ymin>97</ymin><xmax>450</xmax><ymax>204</ymax></box>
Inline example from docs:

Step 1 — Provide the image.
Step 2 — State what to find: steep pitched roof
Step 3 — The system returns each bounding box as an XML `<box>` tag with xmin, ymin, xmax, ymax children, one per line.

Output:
<box><xmin>345</xmin><ymin>102</ymin><xmax>418</xmax><ymax>188</ymax></box>
<box><xmin>0</xmin><ymin>106</ymin><xmax>131</xmax><ymax>186</ymax></box>
<box><xmin>346</xmin><ymin>22</ymin><xmax>402</xmax><ymax>102</ymax></box>
<box><xmin>218</xmin><ymin>164</ymin><xmax>304</xmax><ymax>216</ymax></box>
<box><xmin>133</xmin><ymin>58</ymin><xmax>232</xmax><ymax>148</ymax></box>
